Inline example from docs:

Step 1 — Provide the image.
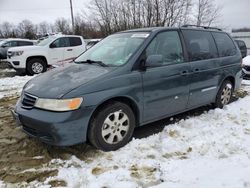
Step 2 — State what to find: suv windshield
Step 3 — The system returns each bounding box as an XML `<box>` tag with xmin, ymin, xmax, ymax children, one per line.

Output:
<box><xmin>0</xmin><ymin>40</ymin><xmax>6</xmax><ymax>46</ymax></box>
<box><xmin>37</xmin><ymin>36</ymin><xmax>57</xmax><ymax>46</ymax></box>
<box><xmin>75</xmin><ymin>32</ymin><xmax>149</xmax><ymax>66</ymax></box>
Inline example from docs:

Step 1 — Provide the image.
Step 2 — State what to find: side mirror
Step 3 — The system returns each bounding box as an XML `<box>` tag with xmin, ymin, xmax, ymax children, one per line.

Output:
<box><xmin>1</xmin><ymin>44</ymin><xmax>7</xmax><ymax>48</ymax></box>
<box><xmin>50</xmin><ymin>43</ymin><xmax>56</xmax><ymax>48</ymax></box>
<box><xmin>145</xmin><ymin>55</ymin><xmax>163</xmax><ymax>67</ymax></box>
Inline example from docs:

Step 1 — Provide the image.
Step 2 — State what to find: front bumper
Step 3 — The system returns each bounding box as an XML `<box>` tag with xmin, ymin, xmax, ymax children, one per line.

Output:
<box><xmin>13</xmin><ymin>98</ymin><xmax>95</xmax><ymax>146</ymax></box>
<box><xmin>242</xmin><ymin>67</ymin><xmax>250</xmax><ymax>80</ymax></box>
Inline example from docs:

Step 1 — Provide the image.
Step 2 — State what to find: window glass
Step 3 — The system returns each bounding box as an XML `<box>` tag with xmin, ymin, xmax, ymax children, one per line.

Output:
<box><xmin>18</xmin><ymin>41</ymin><xmax>33</xmax><ymax>46</ymax></box>
<box><xmin>51</xmin><ymin>37</ymin><xmax>70</xmax><ymax>48</ymax></box>
<box><xmin>212</xmin><ymin>32</ymin><xmax>236</xmax><ymax>57</ymax></box>
<box><xmin>182</xmin><ymin>30</ymin><xmax>218</xmax><ymax>61</ymax></box>
<box><xmin>3</xmin><ymin>41</ymin><xmax>17</xmax><ymax>47</ymax></box>
<box><xmin>69</xmin><ymin>37</ymin><xmax>82</xmax><ymax>46</ymax></box>
<box><xmin>145</xmin><ymin>31</ymin><xmax>184</xmax><ymax>65</ymax></box>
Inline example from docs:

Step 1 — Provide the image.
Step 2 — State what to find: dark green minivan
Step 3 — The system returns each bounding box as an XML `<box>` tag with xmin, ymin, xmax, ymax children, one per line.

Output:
<box><xmin>12</xmin><ymin>25</ymin><xmax>242</xmax><ymax>151</ymax></box>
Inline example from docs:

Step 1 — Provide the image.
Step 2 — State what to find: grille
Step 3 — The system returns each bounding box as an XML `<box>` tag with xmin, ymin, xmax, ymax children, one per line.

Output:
<box><xmin>21</xmin><ymin>93</ymin><xmax>37</xmax><ymax>109</ymax></box>
<box><xmin>244</xmin><ymin>66</ymin><xmax>250</xmax><ymax>72</ymax></box>
<box><xmin>7</xmin><ymin>51</ymin><xmax>12</xmax><ymax>58</ymax></box>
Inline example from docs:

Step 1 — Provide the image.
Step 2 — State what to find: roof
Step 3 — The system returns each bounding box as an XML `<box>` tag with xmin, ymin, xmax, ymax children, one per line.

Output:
<box><xmin>119</xmin><ymin>26</ymin><xmax>224</xmax><ymax>33</ymax></box>
<box><xmin>4</xmin><ymin>38</ymin><xmax>33</xmax><ymax>42</ymax></box>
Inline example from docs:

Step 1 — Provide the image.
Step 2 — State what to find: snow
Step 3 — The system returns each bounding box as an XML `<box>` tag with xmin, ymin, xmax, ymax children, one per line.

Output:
<box><xmin>1</xmin><ymin>73</ymin><xmax>250</xmax><ymax>187</ymax></box>
<box><xmin>33</xmin><ymin>82</ymin><xmax>250</xmax><ymax>188</ymax></box>
<box><xmin>243</xmin><ymin>55</ymin><xmax>250</xmax><ymax>66</ymax></box>
<box><xmin>0</xmin><ymin>75</ymin><xmax>34</xmax><ymax>99</ymax></box>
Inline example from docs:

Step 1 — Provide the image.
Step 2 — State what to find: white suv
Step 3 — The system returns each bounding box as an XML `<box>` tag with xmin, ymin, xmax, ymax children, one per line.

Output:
<box><xmin>7</xmin><ymin>35</ymin><xmax>86</xmax><ymax>75</ymax></box>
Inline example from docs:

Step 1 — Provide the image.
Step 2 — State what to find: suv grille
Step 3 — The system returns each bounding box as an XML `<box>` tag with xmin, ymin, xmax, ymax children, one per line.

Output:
<box><xmin>21</xmin><ymin>93</ymin><xmax>37</xmax><ymax>109</ymax></box>
<box><xmin>7</xmin><ymin>51</ymin><xmax>12</xmax><ymax>58</ymax></box>
<box><xmin>244</xmin><ymin>65</ymin><xmax>250</xmax><ymax>72</ymax></box>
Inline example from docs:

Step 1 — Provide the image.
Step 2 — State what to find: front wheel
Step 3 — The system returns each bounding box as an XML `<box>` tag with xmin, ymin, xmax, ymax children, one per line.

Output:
<box><xmin>88</xmin><ymin>102</ymin><xmax>136</xmax><ymax>151</ymax></box>
<box><xmin>214</xmin><ymin>80</ymin><xmax>233</xmax><ymax>108</ymax></box>
<box><xmin>27</xmin><ymin>58</ymin><xmax>46</xmax><ymax>75</ymax></box>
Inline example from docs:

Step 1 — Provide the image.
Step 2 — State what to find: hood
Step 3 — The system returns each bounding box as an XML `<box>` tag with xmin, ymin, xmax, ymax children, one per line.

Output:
<box><xmin>243</xmin><ymin>55</ymin><xmax>250</xmax><ymax>66</ymax></box>
<box><xmin>24</xmin><ymin>63</ymin><xmax>110</xmax><ymax>98</ymax></box>
<box><xmin>8</xmin><ymin>45</ymin><xmax>42</xmax><ymax>52</ymax></box>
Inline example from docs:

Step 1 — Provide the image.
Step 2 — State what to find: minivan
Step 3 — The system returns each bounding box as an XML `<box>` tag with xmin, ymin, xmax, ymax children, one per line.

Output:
<box><xmin>12</xmin><ymin>25</ymin><xmax>242</xmax><ymax>151</ymax></box>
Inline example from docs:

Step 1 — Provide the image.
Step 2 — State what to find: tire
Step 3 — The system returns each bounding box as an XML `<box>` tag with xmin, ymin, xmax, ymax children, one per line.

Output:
<box><xmin>88</xmin><ymin>101</ymin><xmax>136</xmax><ymax>151</ymax></box>
<box><xmin>214</xmin><ymin>80</ymin><xmax>233</xmax><ymax>108</ymax></box>
<box><xmin>27</xmin><ymin>58</ymin><xmax>46</xmax><ymax>75</ymax></box>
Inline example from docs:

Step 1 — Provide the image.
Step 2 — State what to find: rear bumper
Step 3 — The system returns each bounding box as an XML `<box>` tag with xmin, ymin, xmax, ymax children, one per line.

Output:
<box><xmin>13</xmin><ymin>98</ymin><xmax>95</xmax><ymax>146</ymax></box>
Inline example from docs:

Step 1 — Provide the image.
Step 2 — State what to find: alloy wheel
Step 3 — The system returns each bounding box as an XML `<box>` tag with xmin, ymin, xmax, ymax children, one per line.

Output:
<box><xmin>101</xmin><ymin>110</ymin><xmax>130</xmax><ymax>144</ymax></box>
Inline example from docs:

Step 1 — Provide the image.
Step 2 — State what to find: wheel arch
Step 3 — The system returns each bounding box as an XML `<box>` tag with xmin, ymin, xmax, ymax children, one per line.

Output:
<box><xmin>221</xmin><ymin>75</ymin><xmax>235</xmax><ymax>90</ymax></box>
<box><xmin>26</xmin><ymin>56</ymin><xmax>48</xmax><ymax>67</ymax></box>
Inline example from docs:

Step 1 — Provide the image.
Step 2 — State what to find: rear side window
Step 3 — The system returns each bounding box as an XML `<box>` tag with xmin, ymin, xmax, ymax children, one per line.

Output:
<box><xmin>236</xmin><ymin>40</ymin><xmax>246</xmax><ymax>49</ymax></box>
<box><xmin>145</xmin><ymin>31</ymin><xmax>184</xmax><ymax>65</ymax></box>
<box><xmin>182</xmin><ymin>30</ymin><xmax>218</xmax><ymax>61</ymax></box>
<box><xmin>69</xmin><ymin>37</ymin><xmax>82</xmax><ymax>46</ymax></box>
<box><xmin>212</xmin><ymin>32</ymin><xmax>236</xmax><ymax>57</ymax></box>
<box><xmin>18</xmin><ymin>41</ymin><xmax>33</xmax><ymax>46</ymax></box>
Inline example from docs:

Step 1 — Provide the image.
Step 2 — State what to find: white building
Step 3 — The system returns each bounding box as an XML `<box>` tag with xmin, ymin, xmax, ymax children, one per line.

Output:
<box><xmin>231</xmin><ymin>32</ymin><xmax>250</xmax><ymax>55</ymax></box>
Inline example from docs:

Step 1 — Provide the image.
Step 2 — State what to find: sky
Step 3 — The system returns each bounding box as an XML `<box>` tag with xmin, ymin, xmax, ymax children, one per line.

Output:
<box><xmin>0</xmin><ymin>0</ymin><xmax>249</xmax><ymax>30</ymax></box>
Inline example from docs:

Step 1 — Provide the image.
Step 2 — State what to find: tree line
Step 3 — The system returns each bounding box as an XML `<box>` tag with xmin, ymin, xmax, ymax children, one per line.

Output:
<box><xmin>0</xmin><ymin>0</ymin><xmax>221</xmax><ymax>39</ymax></box>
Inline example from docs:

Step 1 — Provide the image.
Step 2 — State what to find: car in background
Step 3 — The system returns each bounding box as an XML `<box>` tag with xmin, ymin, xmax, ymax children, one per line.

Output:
<box><xmin>7</xmin><ymin>35</ymin><xmax>86</xmax><ymax>75</ymax></box>
<box><xmin>242</xmin><ymin>55</ymin><xmax>250</xmax><ymax>79</ymax></box>
<box><xmin>235</xmin><ymin>39</ymin><xmax>247</xmax><ymax>58</ymax></box>
<box><xmin>86</xmin><ymin>39</ymin><xmax>101</xmax><ymax>49</ymax></box>
<box><xmin>0</xmin><ymin>39</ymin><xmax>34</xmax><ymax>60</ymax></box>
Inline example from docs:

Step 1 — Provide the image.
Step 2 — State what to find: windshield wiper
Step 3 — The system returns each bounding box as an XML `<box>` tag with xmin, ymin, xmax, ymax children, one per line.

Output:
<box><xmin>76</xmin><ymin>59</ymin><xmax>108</xmax><ymax>67</ymax></box>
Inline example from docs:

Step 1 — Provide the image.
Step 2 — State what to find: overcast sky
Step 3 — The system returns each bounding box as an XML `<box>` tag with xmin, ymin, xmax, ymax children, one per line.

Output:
<box><xmin>0</xmin><ymin>0</ymin><xmax>249</xmax><ymax>31</ymax></box>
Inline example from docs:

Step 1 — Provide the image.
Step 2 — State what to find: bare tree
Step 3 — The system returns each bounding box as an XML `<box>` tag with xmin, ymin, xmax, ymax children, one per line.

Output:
<box><xmin>0</xmin><ymin>22</ymin><xmax>17</xmax><ymax>38</ymax></box>
<box><xmin>38</xmin><ymin>21</ymin><xmax>51</xmax><ymax>35</ymax></box>
<box><xmin>195</xmin><ymin>0</ymin><xmax>221</xmax><ymax>26</ymax></box>
<box><xmin>17</xmin><ymin>20</ymin><xmax>37</xmax><ymax>39</ymax></box>
<box><xmin>54</xmin><ymin>18</ymin><xmax>71</xmax><ymax>34</ymax></box>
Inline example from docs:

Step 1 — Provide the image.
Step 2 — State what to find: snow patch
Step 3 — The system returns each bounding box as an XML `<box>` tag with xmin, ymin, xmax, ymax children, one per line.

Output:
<box><xmin>0</xmin><ymin>75</ymin><xmax>34</xmax><ymax>99</ymax></box>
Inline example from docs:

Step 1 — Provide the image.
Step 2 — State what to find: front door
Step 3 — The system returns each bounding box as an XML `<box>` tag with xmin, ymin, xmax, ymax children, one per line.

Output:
<box><xmin>48</xmin><ymin>37</ymin><xmax>69</xmax><ymax>65</ymax></box>
<box><xmin>142</xmin><ymin>31</ymin><xmax>191</xmax><ymax>123</ymax></box>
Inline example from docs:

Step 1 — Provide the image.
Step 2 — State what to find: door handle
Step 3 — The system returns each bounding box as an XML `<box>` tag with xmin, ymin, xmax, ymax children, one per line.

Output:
<box><xmin>193</xmin><ymin>68</ymin><xmax>200</xmax><ymax>72</ymax></box>
<box><xmin>180</xmin><ymin>70</ymin><xmax>188</xmax><ymax>76</ymax></box>
<box><xmin>67</xmin><ymin>49</ymin><xmax>73</xmax><ymax>51</ymax></box>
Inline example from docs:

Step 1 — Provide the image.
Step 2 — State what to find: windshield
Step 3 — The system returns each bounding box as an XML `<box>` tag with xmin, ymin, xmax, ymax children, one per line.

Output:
<box><xmin>0</xmin><ymin>40</ymin><xmax>6</xmax><ymax>46</ymax></box>
<box><xmin>75</xmin><ymin>32</ymin><xmax>149</xmax><ymax>66</ymax></box>
<box><xmin>37</xmin><ymin>36</ymin><xmax>57</xmax><ymax>46</ymax></box>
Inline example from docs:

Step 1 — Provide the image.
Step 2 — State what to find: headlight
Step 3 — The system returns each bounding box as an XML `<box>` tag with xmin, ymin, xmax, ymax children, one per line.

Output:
<box><xmin>12</xmin><ymin>51</ymin><xmax>24</xmax><ymax>56</ymax></box>
<box><xmin>34</xmin><ymin>97</ymin><xmax>83</xmax><ymax>112</ymax></box>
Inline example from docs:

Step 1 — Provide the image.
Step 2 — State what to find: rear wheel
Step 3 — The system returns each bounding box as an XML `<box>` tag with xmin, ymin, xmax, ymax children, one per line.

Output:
<box><xmin>214</xmin><ymin>80</ymin><xmax>233</xmax><ymax>108</ymax></box>
<box><xmin>27</xmin><ymin>58</ymin><xmax>46</xmax><ymax>75</ymax></box>
<box><xmin>88</xmin><ymin>102</ymin><xmax>136</xmax><ymax>151</ymax></box>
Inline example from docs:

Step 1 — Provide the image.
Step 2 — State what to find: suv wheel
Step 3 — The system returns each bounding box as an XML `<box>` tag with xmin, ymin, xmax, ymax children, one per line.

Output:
<box><xmin>214</xmin><ymin>80</ymin><xmax>233</xmax><ymax>108</ymax></box>
<box><xmin>27</xmin><ymin>58</ymin><xmax>46</xmax><ymax>75</ymax></box>
<box><xmin>88</xmin><ymin>102</ymin><xmax>136</xmax><ymax>151</ymax></box>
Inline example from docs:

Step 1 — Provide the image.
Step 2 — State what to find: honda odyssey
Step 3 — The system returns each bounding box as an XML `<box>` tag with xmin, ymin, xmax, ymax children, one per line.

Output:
<box><xmin>12</xmin><ymin>25</ymin><xmax>242</xmax><ymax>151</ymax></box>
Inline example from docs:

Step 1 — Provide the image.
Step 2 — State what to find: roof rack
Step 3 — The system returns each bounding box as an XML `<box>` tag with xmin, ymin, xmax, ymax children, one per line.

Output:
<box><xmin>182</xmin><ymin>24</ymin><xmax>222</xmax><ymax>31</ymax></box>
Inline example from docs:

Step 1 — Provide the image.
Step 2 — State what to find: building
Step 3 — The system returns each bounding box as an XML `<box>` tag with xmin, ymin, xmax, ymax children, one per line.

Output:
<box><xmin>231</xmin><ymin>31</ymin><xmax>250</xmax><ymax>55</ymax></box>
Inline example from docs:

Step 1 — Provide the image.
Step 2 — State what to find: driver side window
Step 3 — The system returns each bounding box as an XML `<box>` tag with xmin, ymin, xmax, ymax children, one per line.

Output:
<box><xmin>145</xmin><ymin>31</ymin><xmax>184</xmax><ymax>65</ymax></box>
<box><xmin>51</xmin><ymin>37</ymin><xmax>70</xmax><ymax>48</ymax></box>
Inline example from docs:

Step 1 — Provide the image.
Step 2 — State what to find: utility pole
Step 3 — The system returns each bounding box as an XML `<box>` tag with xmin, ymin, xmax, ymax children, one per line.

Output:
<box><xmin>70</xmin><ymin>0</ymin><xmax>75</xmax><ymax>33</ymax></box>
